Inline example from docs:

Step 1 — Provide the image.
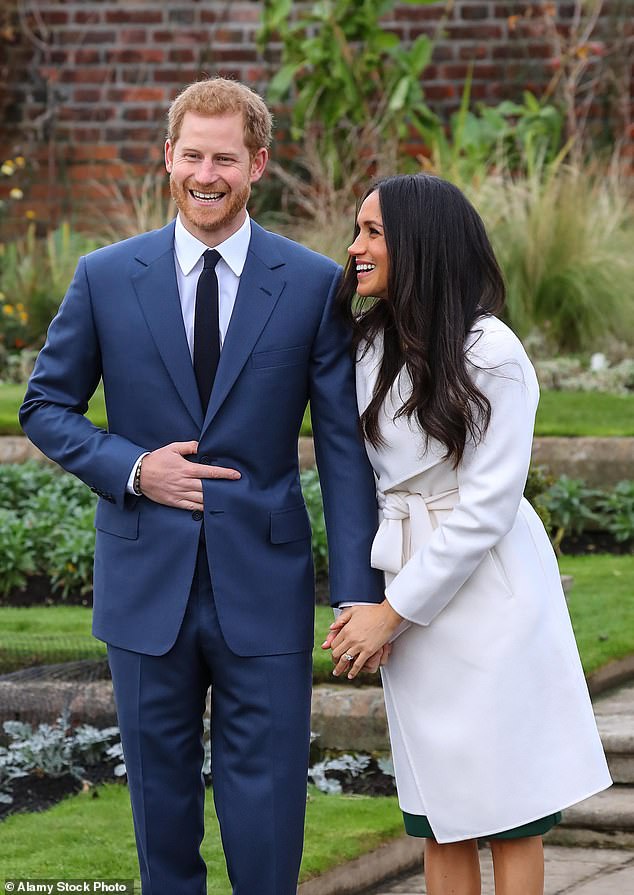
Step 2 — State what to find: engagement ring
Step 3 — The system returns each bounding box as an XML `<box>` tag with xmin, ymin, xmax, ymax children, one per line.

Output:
<box><xmin>343</xmin><ymin>653</ymin><xmax>356</xmax><ymax>662</ymax></box>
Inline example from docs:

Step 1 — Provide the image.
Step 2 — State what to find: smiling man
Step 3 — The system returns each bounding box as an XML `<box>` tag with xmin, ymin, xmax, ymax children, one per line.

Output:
<box><xmin>20</xmin><ymin>78</ymin><xmax>384</xmax><ymax>895</ymax></box>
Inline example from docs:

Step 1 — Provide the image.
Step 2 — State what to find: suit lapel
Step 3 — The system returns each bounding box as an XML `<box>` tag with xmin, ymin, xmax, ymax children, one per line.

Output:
<box><xmin>131</xmin><ymin>222</ymin><xmax>204</xmax><ymax>429</ymax></box>
<box><xmin>201</xmin><ymin>223</ymin><xmax>286</xmax><ymax>434</ymax></box>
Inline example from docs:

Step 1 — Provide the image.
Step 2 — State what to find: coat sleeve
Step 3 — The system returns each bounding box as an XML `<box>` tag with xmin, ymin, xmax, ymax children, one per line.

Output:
<box><xmin>385</xmin><ymin>325</ymin><xmax>540</xmax><ymax>626</ymax></box>
<box><xmin>19</xmin><ymin>255</ymin><xmax>147</xmax><ymax>508</ymax></box>
<box><xmin>308</xmin><ymin>266</ymin><xmax>384</xmax><ymax>605</ymax></box>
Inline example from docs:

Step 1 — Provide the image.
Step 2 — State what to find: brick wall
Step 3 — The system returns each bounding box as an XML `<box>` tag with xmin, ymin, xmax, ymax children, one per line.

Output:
<box><xmin>1</xmin><ymin>0</ymin><xmax>631</xmax><ymax>229</ymax></box>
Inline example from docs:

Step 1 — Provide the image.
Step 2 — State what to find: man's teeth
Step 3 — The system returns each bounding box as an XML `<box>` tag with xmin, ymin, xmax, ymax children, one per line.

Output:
<box><xmin>356</xmin><ymin>263</ymin><xmax>376</xmax><ymax>272</ymax></box>
<box><xmin>191</xmin><ymin>190</ymin><xmax>224</xmax><ymax>201</ymax></box>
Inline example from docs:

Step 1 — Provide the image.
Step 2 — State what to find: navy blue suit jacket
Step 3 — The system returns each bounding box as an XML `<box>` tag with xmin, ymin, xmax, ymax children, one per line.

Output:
<box><xmin>20</xmin><ymin>220</ymin><xmax>384</xmax><ymax>656</ymax></box>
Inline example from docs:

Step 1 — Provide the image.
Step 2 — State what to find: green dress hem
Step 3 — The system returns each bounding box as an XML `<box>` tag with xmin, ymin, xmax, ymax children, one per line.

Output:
<box><xmin>403</xmin><ymin>810</ymin><xmax>562</xmax><ymax>840</ymax></box>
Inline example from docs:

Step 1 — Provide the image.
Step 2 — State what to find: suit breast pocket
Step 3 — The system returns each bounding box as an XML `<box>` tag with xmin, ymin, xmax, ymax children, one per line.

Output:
<box><xmin>94</xmin><ymin>500</ymin><xmax>139</xmax><ymax>540</ymax></box>
<box><xmin>252</xmin><ymin>345</ymin><xmax>309</xmax><ymax>370</ymax></box>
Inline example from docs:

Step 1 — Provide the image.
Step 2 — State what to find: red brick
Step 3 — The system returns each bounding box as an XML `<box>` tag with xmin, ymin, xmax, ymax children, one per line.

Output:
<box><xmin>208</xmin><ymin>49</ymin><xmax>257</xmax><ymax>63</ymax></box>
<box><xmin>461</xmin><ymin>5</ymin><xmax>489</xmax><ymax>20</ymax></box>
<box><xmin>168</xmin><ymin>49</ymin><xmax>196</xmax><ymax>63</ymax></box>
<box><xmin>119</xmin><ymin>30</ymin><xmax>148</xmax><ymax>44</ymax></box>
<box><xmin>106</xmin><ymin>48</ymin><xmax>165</xmax><ymax>64</ymax></box>
<box><xmin>109</xmin><ymin>87</ymin><xmax>167</xmax><ymax>103</ymax></box>
<box><xmin>425</xmin><ymin>84</ymin><xmax>457</xmax><ymax>100</ymax></box>
<box><xmin>60</xmin><ymin>68</ymin><xmax>114</xmax><ymax>85</ymax></box>
<box><xmin>394</xmin><ymin>6</ymin><xmax>442</xmax><ymax>22</ymax></box>
<box><xmin>70</xmin><ymin>145</ymin><xmax>119</xmax><ymax>162</ymax></box>
<box><xmin>215</xmin><ymin>29</ymin><xmax>246</xmax><ymax>44</ymax></box>
<box><xmin>200</xmin><ymin>10</ymin><xmax>220</xmax><ymax>24</ymax></box>
<box><xmin>473</xmin><ymin>63</ymin><xmax>504</xmax><ymax>80</ymax></box>
<box><xmin>122</xmin><ymin>108</ymin><xmax>152</xmax><ymax>122</ymax></box>
<box><xmin>75</xmin><ymin>50</ymin><xmax>101</xmax><ymax>65</ymax></box>
<box><xmin>63</xmin><ymin>29</ymin><xmax>117</xmax><ymax>45</ymax></box>
<box><xmin>459</xmin><ymin>44</ymin><xmax>490</xmax><ymax>60</ymax></box>
<box><xmin>105</xmin><ymin>127</ymin><xmax>158</xmax><ymax>142</ymax></box>
<box><xmin>39</xmin><ymin>10</ymin><xmax>69</xmax><ymax>25</ymax></box>
<box><xmin>105</xmin><ymin>10</ymin><xmax>163</xmax><ymax>24</ymax></box>
<box><xmin>446</xmin><ymin>24</ymin><xmax>504</xmax><ymax>40</ymax></box>
<box><xmin>73</xmin><ymin>88</ymin><xmax>102</xmax><ymax>103</ymax></box>
<box><xmin>525</xmin><ymin>43</ymin><xmax>556</xmax><ymax>59</ymax></box>
<box><xmin>431</xmin><ymin>45</ymin><xmax>454</xmax><ymax>62</ymax></box>
<box><xmin>59</xmin><ymin>106</ymin><xmax>114</xmax><ymax>122</ymax></box>
<box><xmin>68</xmin><ymin>128</ymin><xmax>103</xmax><ymax>142</ymax></box>
<box><xmin>441</xmin><ymin>63</ymin><xmax>470</xmax><ymax>80</ymax></box>
<box><xmin>69</xmin><ymin>162</ymin><xmax>127</xmax><ymax>181</ymax></box>
<box><xmin>74</xmin><ymin>10</ymin><xmax>101</xmax><ymax>25</ymax></box>
<box><xmin>153</xmin><ymin>68</ymin><xmax>198</xmax><ymax>83</ymax></box>
<box><xmin>121</xmin><ymin>145</ymin><xmax>161</xmax><ymax>163</ymax></box>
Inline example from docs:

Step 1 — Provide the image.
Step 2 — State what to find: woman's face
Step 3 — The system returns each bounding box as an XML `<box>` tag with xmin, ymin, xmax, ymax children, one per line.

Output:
<box><xmin>348</xmin><ymin>190</ymin><xmax>389</xmax><ymax>300</ymax></box>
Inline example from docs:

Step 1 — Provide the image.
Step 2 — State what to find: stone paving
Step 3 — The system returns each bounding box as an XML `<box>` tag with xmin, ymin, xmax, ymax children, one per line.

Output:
<box><xmin>368</xmin><ymin>845</ymin><xmax>634</xmax><ymax>894</ymax></box>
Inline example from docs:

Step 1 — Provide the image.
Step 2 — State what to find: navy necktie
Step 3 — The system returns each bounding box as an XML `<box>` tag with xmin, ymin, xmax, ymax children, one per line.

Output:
<box><xmin>194</xmin><ymin>249</ymin><xmax>221</xmax><ymax>412</ymax></box>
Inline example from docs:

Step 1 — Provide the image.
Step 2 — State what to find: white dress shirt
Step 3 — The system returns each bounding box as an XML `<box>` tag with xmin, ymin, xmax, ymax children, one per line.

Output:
<box><xmin>126</xmin><ymin>213</ymin><xmax>252</xmax><ymax>491</ymax></box>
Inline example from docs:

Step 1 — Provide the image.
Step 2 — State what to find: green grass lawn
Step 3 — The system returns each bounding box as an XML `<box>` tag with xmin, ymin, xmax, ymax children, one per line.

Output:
<box><xmin>535</xmin><ymin>391</ymin><xmax>634</xmax><ymax>436</ymax></box>
<box><xmin>0</xmin><ymin>383</ymin><xmax>108</xmax><ymax>434</ymax></box>
<box><xmin>2</xmin><ymin>384</ymin><xmax>633</xmax><ymax>436</ymax></box>
<box><xmin>560</xmin><ymin>554</ymin><xmax>634</xmax><ymax>675</ymax></box>
<box><xmin>0</xmin><ymin>783</ymin><xmax>402</xmax><ymax>887</ymax></box>
<box><xmin>2</xmin><ymin>556</ymin><xmax>632</xmax><ymax>680</ymax></box>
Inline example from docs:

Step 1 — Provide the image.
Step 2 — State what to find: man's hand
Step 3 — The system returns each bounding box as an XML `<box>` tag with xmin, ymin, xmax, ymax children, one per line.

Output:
<box><xmin>139</xmin><ymin>441</ymin><xmax>240</xmax><ymax>509</ymax></box>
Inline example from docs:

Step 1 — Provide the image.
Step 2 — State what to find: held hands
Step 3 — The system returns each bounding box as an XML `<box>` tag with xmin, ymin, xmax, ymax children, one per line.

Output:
<box><xmin>321</xmin><ymin>601</ymin><xmax>403</xmax><ymax>680</ymax></box>
<box><xmin>139</xmin><ymin>441</ymin><xmax>240</xmax><ymax>510</ymax></box>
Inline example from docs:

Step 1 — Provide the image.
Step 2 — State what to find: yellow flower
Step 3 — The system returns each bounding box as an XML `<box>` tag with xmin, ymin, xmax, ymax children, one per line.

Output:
<box><xmin>14</xmin><ymin>156</ymin><xmax>26</xmax><ymax>168</ymax></box>
<box><xmin>3</xmin><ymin>304</ymin><xmax>15</xmax><ymax>315</ymax></box>
<box><xmin>1</xmin><ymin>161</ymin><xmax>15</xmax><ymax>176</ymax></box>
<box><xmin>0</xmin><ymin>291</ymin><xmax>5</xmax><ymax>301</ymax></box>
<box><xmin>20</xmin><ymin>312</ymin><xmax>28</xmax><ymax>323</ymax></box>
<box><xmin>67</xmin><ymin>562</ymin><xmax>77</xmax><ymax>573</ymax></box>
<box><xmin>25</xmin><ymin>209</ymin><xmax>37</xmax><ymax>220</ymax></box>
<box><xmin>9</xmin><ymin>188</ymin><xmax>23</xmax><ymax>200</ymax></box>
<box><xmin>16</xmin><ymin>302</ymin><xmax>25</xmax><ymax>312</ymax></box>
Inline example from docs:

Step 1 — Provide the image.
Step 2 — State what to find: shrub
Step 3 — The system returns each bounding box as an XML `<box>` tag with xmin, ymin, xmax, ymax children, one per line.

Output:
<box><xmin>597</xmin><ymin>481</ymin><xmax>634</xmax><ymax>544</ymax></box>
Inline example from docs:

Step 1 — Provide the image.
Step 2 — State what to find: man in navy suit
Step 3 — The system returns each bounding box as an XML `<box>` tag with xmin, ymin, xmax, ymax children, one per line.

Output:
<box><xmin>20</xmin><ymin>78</ymin><xmax>383</xmax><ymax>894</ymax></box>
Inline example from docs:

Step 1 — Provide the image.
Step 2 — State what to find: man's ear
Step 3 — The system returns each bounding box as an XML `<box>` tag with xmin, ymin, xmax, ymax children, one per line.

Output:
<box><xmin>250</xmin><ymin>148</ymin><xmax>268</xmax><ymax>184</ymax></box>
<box><xmin>165</xmin><ymin>140</ymin><xmax>173</xmax><ymax>174</ymax></box>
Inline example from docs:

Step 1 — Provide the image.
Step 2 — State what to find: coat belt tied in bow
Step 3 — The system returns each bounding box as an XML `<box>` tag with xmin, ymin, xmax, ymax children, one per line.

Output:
<box><xmin>371</xmin><ymin>487</ymin><xmax>460</xmax><ymax>576</ymax></box>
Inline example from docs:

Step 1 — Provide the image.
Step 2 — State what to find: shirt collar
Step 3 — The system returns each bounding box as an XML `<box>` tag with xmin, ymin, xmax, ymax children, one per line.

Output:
<box><xmin>174</xmin><ymin>212</ymin><xmax>251</xmax><ymax>277</ymax></box>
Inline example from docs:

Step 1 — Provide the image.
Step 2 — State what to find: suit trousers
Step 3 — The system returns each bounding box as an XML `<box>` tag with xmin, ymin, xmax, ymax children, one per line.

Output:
<box><xmin>107</xmin><ymin>543</ymin><xmax>313</xmax><ymax>895</ymax></box>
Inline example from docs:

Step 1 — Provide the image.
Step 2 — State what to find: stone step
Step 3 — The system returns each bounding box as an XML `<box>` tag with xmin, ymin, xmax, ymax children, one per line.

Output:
<box><xmin>547</xmin><ymin>785</ymin><xmax>634</xmax><ymax>849</ymax></box>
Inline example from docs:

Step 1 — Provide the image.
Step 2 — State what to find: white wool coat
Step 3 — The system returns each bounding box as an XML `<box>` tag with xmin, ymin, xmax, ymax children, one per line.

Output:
<box><xmin>356</xmin><ymin>315</ymin><xmax>611</xmax><ymax>843</ymax></box>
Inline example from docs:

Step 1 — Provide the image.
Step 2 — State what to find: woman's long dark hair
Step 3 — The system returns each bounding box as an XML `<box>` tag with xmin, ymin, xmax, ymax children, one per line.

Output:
<box><xmin>338</xmin><ymin>174</ymin><xmax>506</xmax><ymax>466</ymax></box>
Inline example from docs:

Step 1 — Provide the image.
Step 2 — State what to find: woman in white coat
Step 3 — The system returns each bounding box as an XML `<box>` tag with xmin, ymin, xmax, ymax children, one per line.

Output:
<box><xmin>326</xmin><ymin>174</ymin><xmax>611</xmax><ymax>895</ymax></box>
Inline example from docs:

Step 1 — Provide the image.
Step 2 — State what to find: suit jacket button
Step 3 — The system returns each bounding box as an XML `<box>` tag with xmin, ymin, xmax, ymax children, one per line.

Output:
<box><xmin>192</xmin><ymin>510</ymin><xmax>204</xmax><ymax>521</ymax></box>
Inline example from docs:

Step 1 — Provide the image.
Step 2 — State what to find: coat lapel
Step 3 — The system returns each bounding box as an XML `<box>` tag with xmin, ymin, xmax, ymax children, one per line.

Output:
<box><xmin>201</xmin><ymin>222</ymin><xmax>286</xmax><ymax>434</ymax></box>
<box><xmin>131</xmin><ymin>221</ymin><xmax>204</xmax><ymax>429</ymax></box>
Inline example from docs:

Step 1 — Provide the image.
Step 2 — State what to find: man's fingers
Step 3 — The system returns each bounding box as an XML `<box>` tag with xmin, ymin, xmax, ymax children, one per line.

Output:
<box><xmin>196</xmin><ymin>465</ymin><xmax>241</xmax><ymax>480</ymax></box>
<box><xmin>170</xmin><ymin>441</ymin><xmax>199</xmax><ymax>456</ymax></box>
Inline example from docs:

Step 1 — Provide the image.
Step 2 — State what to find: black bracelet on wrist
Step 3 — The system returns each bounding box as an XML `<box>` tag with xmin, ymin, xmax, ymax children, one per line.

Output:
<box><xmin>132</xmin><ymin>456</ymin><xmax>144</xmax><ymax>496</ymax></box>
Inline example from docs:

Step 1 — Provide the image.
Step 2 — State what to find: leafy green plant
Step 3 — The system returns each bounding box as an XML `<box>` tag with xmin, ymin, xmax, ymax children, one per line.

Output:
<box><xmin>524</xmin><ymin>465</ymin><xmax>554</xmax><ymax>531</ymax></box>
<box><xmin>422</xmin><ymin>72</ymin><xmax>567</xmax><ymax>185</ymax></box>
<box><xmin>0</xmin><ymin>713</ymin><xmax>120</xmax><ymax>804</ymax></box>
<box><xmin>0</xmin><ymin>222</ymin><xmax>102</xmax><ymax>348</ymax></box>
<box><xmin>597</xmin><ymin>480</ymin><xmax>634</xmax><ymax>544</ymax></box>
<box><xmin>0</xmin><ymin>508</ymin><xmax>37</xmax><ymax>594</ymax></box>
<box><xmin>542</xmin><ymin>475</ymin><xmax>601</xmax><ymax>552</ymax></box>
<box><xmin>258</xmin><ymin>0</ymin><xmax>440</xmax><ymax>231</ymax></box>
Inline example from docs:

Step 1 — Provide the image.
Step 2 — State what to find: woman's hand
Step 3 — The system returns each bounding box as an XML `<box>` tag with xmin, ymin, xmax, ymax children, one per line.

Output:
<box><xmin>324</xmin><ymin>601</ymin><xmax>403</xmax><ymax>679</ymax></box>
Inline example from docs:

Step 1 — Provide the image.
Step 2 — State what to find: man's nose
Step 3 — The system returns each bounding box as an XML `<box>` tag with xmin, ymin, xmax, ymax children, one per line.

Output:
<box><xmin>197</xmin><ymin>159</ymin><xmax>219</xmax><ymax>182</ymax></box>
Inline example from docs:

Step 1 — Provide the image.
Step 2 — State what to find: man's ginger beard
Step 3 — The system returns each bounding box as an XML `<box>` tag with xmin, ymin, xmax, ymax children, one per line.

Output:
<box><xmin>169</xmin><ymin>175</ymin><xmax>251</xmax><ymax>234</ymax></box>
